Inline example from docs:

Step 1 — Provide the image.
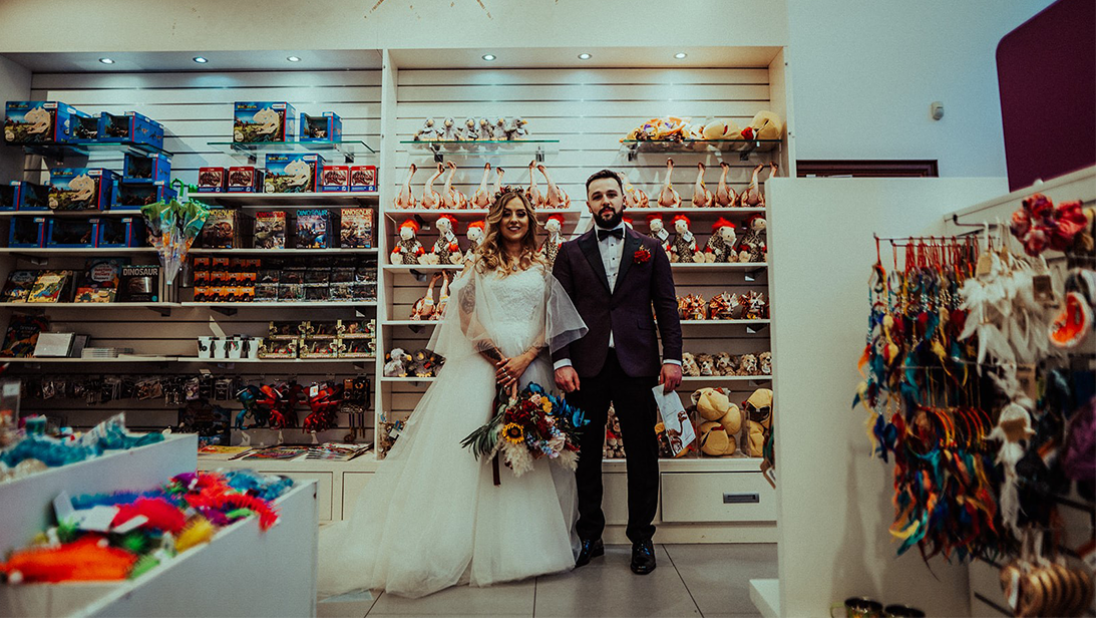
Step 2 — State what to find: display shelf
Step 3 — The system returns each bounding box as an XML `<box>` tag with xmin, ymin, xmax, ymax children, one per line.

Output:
<box><xmin>378</xmin><ymin>376</ymin><xmax>436</xmax><ymax>383</ymax></box>
<box><xmin>0</xmin><ymin>247</ymin><xmax>156</xmax><ymax>257</ymax></box>
<box><xmin>680</xmin><ymin>319</ymin><xmax>771</xmax><ymax>326</ymax></box>
<box><xmin>401</xmin><ymin>139</ymin><xmax>560</xmax><ymax>162</ymax></box>
<box><xmin>9</xmin><ymin>140</ymin><xmax>172</xmax><ymax>161</ymax></box>
<box><xmin>0</xmin><ymin>209</ymin><xmax>144</xmax><ymax>218</ymax></box>
<box><xmin>621</xmin><ymin>138</ymin><xmax>781</xmax><ymax>161</ymax></box>
<box><xmin>671</xmin><ymin>262</ymin><xmax>767</xmax><ymax>270</ymax></box>
<box><xmin>194</xmin><ymin>191</ymin><xmax>379</xmax><ymax>207</ymax></box>
<box><xmin>383</xmin><ymin>264</ymin><xmax>463</xmax><ymax>272</ymax></box>
<box><xmin>188</xmin><ymin>247</ymin><xmax>378</xmax><ymax>255</ymax></box>
<box><xmin>680</xmin><ymin>375</ymin><xmax>771</xmax><ymax>383</ymax></box>
<box><xmin>180</xmin><ymin>301</ymin><xmax>377</xmax><ymax>308</ymax></box>
<box><xmin>0</xmin><ymin>302</ymin><xmax>176</xmax><ymax>310</ymax></box>
<box><xmin>1</xmin><ymin>355</ymin><xmax>174</xmax><ymax>363</ymax></box>
<box><xmin>385</xmin><ymin>207</ymin><xmax>583</xmax><ymax>220</ymax></box>
<box><xmin>385</xmin><ymin>320</ymin><xmax>439</xmax><ymax>327</ymax></box>
<box><xmin>176</xmin><ymin>356</ymin><xmax>375</xmax><ymax>364</ymax></box>
<box><xmin>629</xmin><ymin>207</ymin><xmax>766</xmax><ymax>216</ymax></box>
<box><xmin>207</xmin><ymin>139</ymin><xmax>375</xmax><ymax>163</ymax></box>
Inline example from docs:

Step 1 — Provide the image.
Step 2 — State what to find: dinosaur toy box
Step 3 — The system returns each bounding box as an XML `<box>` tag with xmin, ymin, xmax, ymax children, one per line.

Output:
<box><xmin>234</xmin><ymin>102</ymin><xmax>297</xmax><ymax>143</ymax></box>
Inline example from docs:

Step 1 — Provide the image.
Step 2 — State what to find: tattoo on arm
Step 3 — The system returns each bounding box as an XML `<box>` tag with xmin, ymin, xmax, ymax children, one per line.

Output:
<box><xmin>459</xmin><ymin>282</ymin><xmax>475</xmax><ymax>315</ymax></box>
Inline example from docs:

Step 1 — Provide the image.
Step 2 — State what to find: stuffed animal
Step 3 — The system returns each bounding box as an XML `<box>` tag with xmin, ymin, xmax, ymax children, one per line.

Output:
<box><xmin>741</xmin><ymin>291</ymin><xmax>768</xmax><ymax>319</ymax></box>
<box><xmin>678</xmin><ymin>294</ymin><xmax>708</xmax><ymax>320</ymax></box>
<box><xmin>494</xmin><ymin>118</ymin><xmax>507</xmax><ymax>140</ymax></box>
<box><xmin>741</xmin><ymin>111</ymin><xmax>783</xmax><ymax>142</ymax></box>
<box><xmin>716</xmin><ymin>161</ymin><xmax>738</xmax><ymax>207</ymax></box>
<box><xmin>420</xmin><ymin>163</ymin><xmax>444</xmax><ymax>210</ymax></box>
<box><xmin>409</xmin><ymin>348</ymin><xmax>446</xmax><ymax>378</ymax></box>
<box><xmin>410</xmin><ymin>272</ymin><xmax>441</xmax><ymax>320</ymax></box>
<box><xmin>471</xmin><ymin>163</ymin><xmax>493</xmax><ymax>209</ymax></box>
<box><xmin>541</xmin><ymin>214</ymin><xmax>565</xmax><ymax>266</ymax></box>
<box><xmin>464</xmin><ymin>220</ymin><xmax>485</xmax><ymax>264</ymax></box>
<box><xmin>433</xmin><ymin>272</ymin><xmax>450</xmax><ymax>321</ymax></box>
<box><xmin>715</xmin><ymin>352</ymin><xmax>738</xmax><ymax>376</ymax></box>
<box><xmin>703</xmin><ymin>118</ymin><xmax>741</xmax><ymax>140</ymax></box>
<box><xmin>394</xmin><ymin>163</ymin><xmax>417</xmax><ymax>209</ymax></box>
<box><xmin>527</xmin><ymin>161</ymin><xmax>547</xmax><ymax>208</ymax></box>
<box><xmin>658</xmin><ymin>159</ymin><xmax>682</xmax><ymax>208</ymax></box>
<box><xmin>691</xmin><ymin>162</ymin><xmax>713</xmax><ymax>208</ymax></box>
<box><xmin>439</xmin><ymin>117</ymin><xmax>460</xmax><ymax>141</ymax></box>
<box><xmin>442</xmin><ymin>161</ymin><xmax>468</xmax><ymax>209</ymax></box>
<box><xmin>537</xmin><ymin>164</ymin><xmax>569</xmax><ymax>209</ymax></box>
<box><xmin>461</xmin><ymin>117</ymin><xmax>479</xmax><ymax>141</ymax></box>
<box><xmin>671</xmin><ymin>214</ymin><xmax>704</xmax><ymax>263</ymax></box>
<box><xmin>390</xmin><ymin>219</ymin><xmax>425</xmax><ymax>265</ymax></box>
<box><xmin>695</xmin><ymin>386</ymin><xmax>741</xmax><ymax>457</ymax></box>
<box><xmin>505</xmin><ymin>117</ymin><xmax>529</xmax><ymax>140</ymax></box>
<box><xmin>383</xmin><ymin>347</ymin><xmax>412</xmax><ymax>377</ymax></box>
<box><xmin>604</xmin><ymin>404</ymin><xmax>626</xmax><ymax>459</ymax></box>
<box><xmin>431</xmin><ymin>214</ymin><xmax>463</xmax><ymax>265</ymax></box>
<box><xmin>479</xmin><ymin>118</ymin><xmax>496</xmax><ymax>140</ymax></box>
<box><xmin>738</xmin><ymin>353</ymin><xmax>759</xmax><ymax>376</ymax></box>
<box><xmin>414</xmin><ymin>118</ymin><xmax>440</xmax><ymax>142</ymax></box>
<box><xmin>696</xmin><ymin>353</ymin><xmax>715</xmax><ymax>376</ymax></box>
<box><xmin>705</xmin><ymin>218</ymin><xmax>738</xmax><ymax>263</ymax></box>
<box><xmin>707</xmin><ymin>292</ymin><xmax>737</xmax><ymax>320</ymax></box>
<box><xmin>622</xmin><ymin>174</ymin><xmax>649</xmax><ymax>209</ymax></box>
<box><xmin>681</xmin><ymin>352</ymin><xmax>701</xmax><ymax>377</ymax></box>
<box><xmin>742</xmin><ymin>388</ymin><xmax>773</xmax><ymax>457</ymax></box>
<box><xmin>737</xmin><ymin>213</ymin><xmax>767</xmax><ymax>263</ymax></box>
<box><xmin>759</xmin><ymin>351</ymin><xmax>772</xmax><ymax>375</ymax></box>
<box><xmin>646</xmin><ymin>214</ymin><xmax>672</xmax><ymax>257</ymax></box>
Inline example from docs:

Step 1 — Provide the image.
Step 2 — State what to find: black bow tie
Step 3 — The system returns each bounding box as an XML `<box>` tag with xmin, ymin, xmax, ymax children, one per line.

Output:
<box><xmin>597</xmin><ymin>228</ymin><xmax>624</xmax><ymax>242</ymax></box>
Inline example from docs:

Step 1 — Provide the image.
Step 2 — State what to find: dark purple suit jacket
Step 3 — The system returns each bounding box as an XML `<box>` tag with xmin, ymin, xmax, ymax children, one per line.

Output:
<box><xmin>552</xmin><ymin>227</ymin><xmax>682</xmax><ymax>378</ymax></box>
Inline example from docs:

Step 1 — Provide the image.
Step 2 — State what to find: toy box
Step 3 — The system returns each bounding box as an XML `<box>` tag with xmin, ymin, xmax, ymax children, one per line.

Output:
<box><xmin>234</xmin><ymin>102</ymin><xmax>297</xmax><ymax>143</ymax></box>
<box><xmin>339</xmin><ymin>208</ymin><xmax>374</xmax><ymax>248</ymax></box>
<box><xmin>253</xmin><ymin>211</ymin><xmax>287</xmax><ymax>249</ymax></box>
<box><xmin>48</xmin><ymin>168</ymin><xmax>118</xmax><ymax>211</ymax></box>
<box><xmin>71</xmin><ymin>113</ymin><xmax>99</xmax><ymax>142</ymax></box>
<box><xmin>4</xmin><ymin>101</ymin><xmax>83</xmax><ymax>143</ymax></box>
<box><xmin>123</xmin><ymin>152</ymin><xmax>172</xmax><ymax>183</ymax></box>
<box><xmin>2</xmin><ymin>270</ymin><xmax>40</xmax><ymax>302</ymax></box>
<box><xmin>97</xmin><ymin>217</ymin><xmax>145</xmax><ymax>248</ymax></box>
<box><xmin>321</xmin><ymin>165</ymin><xmax>349</xmax><ymax>192</ymax></box>
<box><xmin>350</xmin><ymin>165</ymin><xmax>377</xmax><ymax>192</ymax></box>
<box><xmin>258</xmin><ymin>338</ymin><xmax>297</xmax><ymax>359</ymax></box>
<box><xmin>300</xmin><ymin>112</ymin><xmax>342</xmax><ymax>142</ymax></box>
<box><xmin>1</xmin><ymin>181</ymin><xmax>50</xmax><ymax>211</ymax></box>
<box><xmin>265</xmin><ymin>153</ymin><xmax>324</xmax><ymax>193</ymax></box>
<box><xmin>198</xmin><ymin>209</ymin><xmax>241</xmax><ymax>249</ymax></box>
<box><xmin>118</xmin><ymin>265</ymin><xmax>160</xmax><ymax>302</ymax></box>
<box><xmin>8</xmin><ymin>217</ymin><xmax>46</xmax><ymax>248</ymax></box>
<box><xmin>74</xmin><ymin>258</ymin><xmax>126</xmax><ymax>303</ymax></box>
<box><xmin>113</xmin><ymin>181</ymin><xmax>176</xmax><ymax>208</ymax></box>
<box><xmin>197</xmin><ymin>167</ymin><xmax>226</xmax><ymax>193</ymax></box>
<box><xmin>97</xmin><ymin>111</ymin><xmax>165</xmax><ymax>150</ymax></box>
<box><xmin>295</xmin><ymin>209</ymin><xmax>332</xmax><ymax>249</ymax></box>
<box><xmin>227</xmin><ymin>166</ymin><xmax>263</xmax><ymax>193</ymax></box>
<box><xmin>27</xmin><ymin>270</ymin><xmax>74</xmax><ymax>303</ymax></box>
<box><xmin>47</xmin><ymin>218</ymin><xmax>99</xmax><ymax>248</ymax></box>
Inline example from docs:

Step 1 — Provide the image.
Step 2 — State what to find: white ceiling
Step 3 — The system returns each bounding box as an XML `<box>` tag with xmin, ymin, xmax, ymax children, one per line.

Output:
<box><xmin>1</xmin><ymin>50</ymin><xmax>384</xmax><ymax>73</ymax></box>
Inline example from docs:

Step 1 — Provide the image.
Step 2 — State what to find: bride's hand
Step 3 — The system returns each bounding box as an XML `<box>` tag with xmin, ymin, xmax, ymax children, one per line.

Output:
<box><xmin>495</xmin><ymin>351</ymin><xmax>534</xmax><ymax>389</ymax></box>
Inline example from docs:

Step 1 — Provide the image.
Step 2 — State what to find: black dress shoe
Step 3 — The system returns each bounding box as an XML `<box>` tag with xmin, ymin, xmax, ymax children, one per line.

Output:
<box><xmin>630</xmin><ymin>540</ymin><xmax>656</xmax><ymax>574</ymax></box>
<box><xmin>575</xmin><ymin>538</ymin><xmax>604</xmax><ymax>567</ymax></box>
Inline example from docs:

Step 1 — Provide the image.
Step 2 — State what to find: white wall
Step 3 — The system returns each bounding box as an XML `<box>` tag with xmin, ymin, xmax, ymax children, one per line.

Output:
<box><xmin>0</xmin><ymin>54</ymin><xmax>31</xmax><ymax>181</ymax></box>
<box><xmin>0</xmin><ymin>0</ymin><xmax>787</xmax><ymax>52</ymax></box>
<box><xmin>786</xmin><ymin>0</ymin><xmax>1052</xmax><ymax>177</ymax></box>
<box><xmin>767</xmin><ymin>176</ymin><xmax>1008</xmax><ymax>617</ymax></box>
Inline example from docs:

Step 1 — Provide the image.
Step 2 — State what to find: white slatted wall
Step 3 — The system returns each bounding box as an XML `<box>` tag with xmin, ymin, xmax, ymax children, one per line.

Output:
<box><xmin>6</xmin><ymin>69</ymin><xmax>382</xmax><ymax>440</ymax></box>
<box><xmin>383</xmin><ymin>67</ymin><xmax>777</xmax><ymax>431</ymax></box>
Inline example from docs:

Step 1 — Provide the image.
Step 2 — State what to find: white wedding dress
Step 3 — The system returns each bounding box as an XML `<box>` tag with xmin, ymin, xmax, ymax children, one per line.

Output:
<box><xmin>318</xmin><ymin>264</ymin><xmax>587</xmax><ymax>599</ymax></box>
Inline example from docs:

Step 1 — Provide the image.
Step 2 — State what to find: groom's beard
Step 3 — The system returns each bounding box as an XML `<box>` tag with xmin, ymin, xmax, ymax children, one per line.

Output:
<box><xmin>593</xmin><ymin>207</ymin><xmax>624</xmax><ymax>229</ymax></box>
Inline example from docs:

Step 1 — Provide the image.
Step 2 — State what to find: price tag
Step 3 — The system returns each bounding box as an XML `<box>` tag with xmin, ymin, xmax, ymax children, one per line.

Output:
<box><xmin>976</xmin><ymin>253</ymin><xmax>994</xmax><ymax>277</ymax></box>
<box><xmin>310</xmin><ymin>384</ymin><xmax>320</xmax><ymax>398</ymax></box>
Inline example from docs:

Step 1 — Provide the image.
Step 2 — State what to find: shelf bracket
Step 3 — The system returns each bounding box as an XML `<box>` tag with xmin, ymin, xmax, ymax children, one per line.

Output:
<box><xmin>430</xmin><ymin>144</ymin><xmax>444</xmax><ymax>163</ymax></box>
<box><xmin>344</xmin><ymin>151</ymin><xmax>355</xmax><ymax>165</ymax></box>
<box><xmin>744</xmin><ymin>266</ymin><xmax>766</xmax><ymax>281</ymax></box>
<box><xmin>14</xmin><ymin>254</ymin><xmax>49</xmax><ymax>266</ymax></box>
<box><xmin>627</xmin><ymin>145</ymin><xmax>639</xmax><ymax>162</ymax></box>
<box><xmin>745</xmin><ymin>323</ymin><xmax>769</xmax><ymax>335</ymax></box>
<box><xmin>210</xmin><ymin>306</ymin><xmax>238</xmax><ymax>317</ymax></box>
<box><xmin>408</xmin><ymin>269</ymin><xmax>429</xmax><ymax>282</ymax></box>
<box><xmin>407</xmin><ymin>323</ymin><xmax>425</xmax><ymax>334</ymax></box>
<box><xmin>739</xmin><ymin>140</ymin><xmax>759</xmax><ymax>162</ymax></box>
<box><xmin>535</xmin><ymin>146</ymin><xmax>546</xmax><ymax>163</ymax></box>
<box><xmin>749</xmin><ymin>377</ymin><xmax>772</xmax><ymax>387</ymax></box>
<box><xmin>353</xmin><ymin>305</ymin><xmax>374</xmax><ymax>317</ymax></box>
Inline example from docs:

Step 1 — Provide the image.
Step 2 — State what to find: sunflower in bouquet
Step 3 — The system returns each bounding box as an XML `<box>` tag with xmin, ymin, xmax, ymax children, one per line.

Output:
<box><xmin>461</xmin><ymin>383</ymin><xmax>588</xmax><ymax>477</ymax></box>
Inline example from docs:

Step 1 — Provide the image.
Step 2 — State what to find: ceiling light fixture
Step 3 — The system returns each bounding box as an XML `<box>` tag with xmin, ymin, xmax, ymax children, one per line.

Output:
<box><xmin>674</xmin><ymin>52</ymin><xmax>688</xmax><ymax>59</ymax></box>
<box><xmin>578</xmin><ymin>53</ymin><xmax>592</xmax><ymax>60</ymax></box>
<box><xmin>481</xmin><ymin>54</ymin><xmax>496</xmax><ymax>61</ymax></box>
<box><xmin>98</xmin><ymin>58</ymin><xmax>115</xmax><ymax>65</ymax></box>
<box><xmin>287</xmin><ymin>56</ymin><xmax>301</xmax><ymax>62</ymax></box>
<box><xmin>193</xmin><ymin>56</ymin><xmax>208</xmax><ymax>64</ymax></box>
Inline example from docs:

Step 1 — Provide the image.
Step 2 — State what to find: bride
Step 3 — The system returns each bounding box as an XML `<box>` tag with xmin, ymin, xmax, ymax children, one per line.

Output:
<box><xmin>318</xmin><ymin>187</ymin><xmax>588</xmax><ymax>599</ymax></box>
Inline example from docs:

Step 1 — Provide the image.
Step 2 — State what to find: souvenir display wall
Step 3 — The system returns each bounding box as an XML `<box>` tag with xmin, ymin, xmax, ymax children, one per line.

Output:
<box><xmin>413</xmin><ymin>116</ymin><xmax>529</xmax><ymax>142</ymax></box>
<box><xmin>195</xmin><ymin>207</ymin><xmax>374</xmax><ymax>250</ymax></box>
<box><xmin>391</xmin><ymin>161</ymin><xmax>568</xmax><ymax>210</ymax></box>
<box><xmin>854</xmin><ymin>194</ymin><xmax>1095</xmax><ymax>614</ymax></box>
<box><xmin>190</xmin><ymin>255</ymin><xmax>377</xmax><ymax>303</ymax></box>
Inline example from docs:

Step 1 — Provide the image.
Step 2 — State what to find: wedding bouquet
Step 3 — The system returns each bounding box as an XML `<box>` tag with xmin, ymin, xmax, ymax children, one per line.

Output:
<box><xmin>461</xmin><ymin>383</ymin><xmax>588</xmax><ymax>477</ymax></box>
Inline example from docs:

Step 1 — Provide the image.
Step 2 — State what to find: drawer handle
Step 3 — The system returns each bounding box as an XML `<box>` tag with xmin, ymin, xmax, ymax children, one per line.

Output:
<box><xmin>723</xmin><ymin>493</ymin><xmax>760</xmax><ymax>504</ymax></box>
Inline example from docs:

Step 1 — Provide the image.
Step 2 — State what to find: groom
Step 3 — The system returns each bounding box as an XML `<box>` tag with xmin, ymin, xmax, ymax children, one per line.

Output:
<box><xmin>552</xmin><ymin>169</ymin><xmax>683</xmax><ymax>575</ymax></box>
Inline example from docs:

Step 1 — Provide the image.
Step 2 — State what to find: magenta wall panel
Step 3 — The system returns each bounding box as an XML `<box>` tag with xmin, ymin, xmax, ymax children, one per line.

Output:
<box><xmin>997</xmin><ymin>0</ymin><xmax>1095</xmax><ymax>191</ymax></box>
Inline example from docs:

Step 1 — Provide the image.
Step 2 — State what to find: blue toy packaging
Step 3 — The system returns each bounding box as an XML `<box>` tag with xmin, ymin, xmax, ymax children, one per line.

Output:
<box><xmin>234</xmin><ymin>102</ymin><xmax>297</xmax><ymax>143</ymax></box>
<box><xmin>4</xmin><ymin>101</ymin><xmax>84</xmax><ymax>143</ymax></box>
<box><xmin>264</xmin><ymin>153</ymin><xmax>324</xmax><ymax>193</ymax></box>
<box><xmin>48</xmin><ymin>168</ymin><xmax>118</xmax><ymax>211</ymax></box>
<box><xmin>113</xmin><ymin>180</ymin><xmax>176</xmax><ymax>208</ymax></box>
<box><xmin>97</xmin><ymin>217</ymin><xmax>146</xmax><ymax>248</ymax></box>
<box><xmin>8</xmin><ymin>217</ymin><xmax>47</xmax><ymax>248</ymax></box>
<box><xmin>47</xmin><ymin>218</ymin><xmax>99</xmax><ymax>248</ymax></box>
<box><xmin>97</xmin><ymin>111</ymin><xmax>165</xmax><ymax>150</ymax></box>
<box><xmin>2</xmin><ymin>181</ymin><xmax>51</xmax><ymax>211</ymax></box>
<box><xmin>123</xmin><ymin>152</ymin><xmax>172</xmax><ymax>183</ymax></box>
<box><xmin>300</xmin><ymin>112</ymin><xmax>342</xmax><ymax>142</ymax></box>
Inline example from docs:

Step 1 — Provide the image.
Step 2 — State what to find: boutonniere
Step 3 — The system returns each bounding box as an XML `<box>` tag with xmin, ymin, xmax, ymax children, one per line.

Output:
<box><xmin>633</xmin><ymin>247</ymin><xmax>652</xmax><ymax>264</ymax></box>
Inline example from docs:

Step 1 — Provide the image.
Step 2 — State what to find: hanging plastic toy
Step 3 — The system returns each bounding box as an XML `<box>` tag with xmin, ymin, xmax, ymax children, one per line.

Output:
<box><xmin>141</xmin><ymin>179</ymin><xmax>211</xmax><ymax>285</ymax></box>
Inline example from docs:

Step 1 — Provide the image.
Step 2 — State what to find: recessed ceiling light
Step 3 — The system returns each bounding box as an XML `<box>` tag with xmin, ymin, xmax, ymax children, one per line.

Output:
<box><xmin>578</xmin><ymin>53</ymin><xmax>592</xmax><ymax>60</ymax></box>
<box><xmin>674</xmin><ymin>52</ymin><xmax>688</xmax><ymax>59</ymax></box>
<box><xmin>481</xmin><ymin>54</ymin><xmax>496</xmax><ymax>61</ymax></box>
<box><xmin>99</xmin><ymin>58</ymin><xmax>115</xmax><ymax>65</ymax></box>
<box><xmin>287</xmin><ymin>56</ymin><xmax>301</xmax><ymax>62</ymax></box>
<box><xmin>193</xmin><ymin>56</ymin><xmax>208</xmax><ymax>64</ymax></box>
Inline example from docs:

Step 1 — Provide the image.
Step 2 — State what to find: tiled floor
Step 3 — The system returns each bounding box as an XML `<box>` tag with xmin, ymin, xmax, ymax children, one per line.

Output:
<box><xmin>317</xmin><ymin>543</ymin><xmax>775</xmax><ymax>618</ymax></box>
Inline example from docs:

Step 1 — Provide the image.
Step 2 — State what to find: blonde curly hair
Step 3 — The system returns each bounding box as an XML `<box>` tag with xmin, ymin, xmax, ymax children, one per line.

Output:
<box><xmin>475</xmin><ymin>188</ymin><xmax>546</xmax><ymax>276</ymax></box>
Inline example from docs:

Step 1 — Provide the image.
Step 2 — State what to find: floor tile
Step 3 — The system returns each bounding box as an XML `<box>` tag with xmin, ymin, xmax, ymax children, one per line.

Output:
<box><xmin>664</xmin><ymin>544</ymin><xmax>777</xmax><ymax>618</ymax></box>
<box><xmin>701</xmin><ymin>614</ymin><xmax>762</xmax><ymax>618</ymax></box>
<box><xmin>318</xmin><ymin>589</ymin><xmax>377</xmax><ymax>618</ymax></box>
<box><xmin>367</xmin><ymin>579</ymin><xmax>535</xmax><ymax>616</ymax></box>
<box><xmin>533</xmin><ymin>545</ymin><xmax>701</xmax><ymax>617</ymax></box>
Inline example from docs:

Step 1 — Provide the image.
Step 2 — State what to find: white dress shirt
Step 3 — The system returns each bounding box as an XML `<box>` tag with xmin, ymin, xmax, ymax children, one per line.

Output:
<box><xmin>555</xmin><ymin>224</ymin><xmax>679</xmax><ymax>370</ymax></box>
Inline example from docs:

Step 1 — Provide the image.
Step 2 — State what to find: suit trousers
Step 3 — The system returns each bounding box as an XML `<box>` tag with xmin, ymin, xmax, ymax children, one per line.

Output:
<box><xmin>567</xmin><ymin>349</ymin><xmax>660</xmax><ymax>544</ymax></box>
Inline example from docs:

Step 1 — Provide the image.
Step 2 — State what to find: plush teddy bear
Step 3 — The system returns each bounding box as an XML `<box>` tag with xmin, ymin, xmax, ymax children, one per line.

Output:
<box><xmin>738</xmin><ymin>353</ymin><xmax>759</xmax><ymax>376</ymax></box>
<box><xmin>695</xmin><ymin>353</ymin><xmax>716</xmax><ymax>376</ymax></box>
<box><xmin>671</xmin><ymin>215</ymin><xmax>705</xmax><ymax>263</ymax></box>
<box><xmin>759</xmin><ymin>351</ymin><xmax>772</xmax><ymax>375</ymax></box>
<box><xmin>464</xmin><ymin>220</ymin><xmax>485</xmax><ymax>264</ymax></box>
<box><xmin>705</xmin><ymin>218</ymin><xmax>739</xmax><ymax>263</ymax></box>
<box><xmin>715</xmin><ymin>352</ymin><xmax>738</xmax><ymax>376</ymax></box>
<box><xmin>694</xmin><ymin>387</ymin><xmax>742</xmax><ymax>457</ymax></box>
<box><xmin>431</xmin><ymin>214</ymin><xmax>463</xmax><ymax>265</ymax></box>
<box><xmin>646</xmin><ymin>214</ymin><xmax>672</xmax><ymax>258</ymax></box>
<box><xmin>737</xmin><ymin>213</ymin><xmax>767</xmax><ymax>263</ymax></box>
<box><xmin>383</xmin><ymin>347</ymin><xmax>412</xmax><ymax>377</ymax></box>
<box><xmin>702</xmin><ymin>118</ymin><xmax>742</xmax><ymax>140</ymax></box>
<box><xmin>681</xmin><ymin>352</ymin><xmax>701</xmax><ymax>377</ymax></box>
<box><xmin>742</xmin><ymin>388</ymin><xmax>773</xmax><ymax>457</ymax></box>
<box><xmin>390</xmin><ymin>219</ymin><xmax>426</xmax><ymax>265</ymax></box>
